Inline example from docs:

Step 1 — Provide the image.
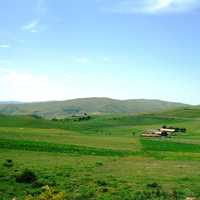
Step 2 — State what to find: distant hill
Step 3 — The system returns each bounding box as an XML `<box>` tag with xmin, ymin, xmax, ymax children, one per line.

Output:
<box><xmin>155</xmin><ymin>106</ymin><xmax>200</xmax><ymax>119</ymax></box>
<box><xmin>0</xmin><ymin>97</ymin><xmax>189</xmax><ymax>119</ymax></box>
<box><xmin>0</xmin><ymin>101</ymin><xmax>22</xmax><ymax>105</ymax></box>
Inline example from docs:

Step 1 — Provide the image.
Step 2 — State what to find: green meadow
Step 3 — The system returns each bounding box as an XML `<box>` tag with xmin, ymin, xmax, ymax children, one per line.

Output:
<box><xmin>0</xmin><ymin>109</ymin><xmax>200</xmax><ymax>199</ymax></box>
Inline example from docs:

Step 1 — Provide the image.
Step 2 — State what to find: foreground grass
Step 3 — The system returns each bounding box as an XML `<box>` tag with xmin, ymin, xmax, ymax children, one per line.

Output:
<box><xmin>1</xmin><ymin>149</ymin><xmax>200</xmax><ymax>200</ymax></box>
<box><xmin>0</xmin><ymin>113</ymin><xmax>200</xmax><ymax>199</ymax></box>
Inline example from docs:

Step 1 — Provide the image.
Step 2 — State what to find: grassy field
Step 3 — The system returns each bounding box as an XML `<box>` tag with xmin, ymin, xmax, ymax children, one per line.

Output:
<box><xmin>0</xmin><ymin>111</ymin><xmax>200</xmax><ymax>199</ymax></box>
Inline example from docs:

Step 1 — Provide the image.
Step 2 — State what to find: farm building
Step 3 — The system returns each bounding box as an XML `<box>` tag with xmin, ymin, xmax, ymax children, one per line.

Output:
<box><xmin>160</xmin><ymin>128</ymin><xmax>175</xmax><ymax>133</ymax></box>
<box><xmin>142</xmin><ymin>126</ymin><xmax>185</xmax><ymax>137</ymax></box>
<box><xmin>142</xmin><ymin>130</ymin><xmax>163</xmax><ymax>137</ymax></box>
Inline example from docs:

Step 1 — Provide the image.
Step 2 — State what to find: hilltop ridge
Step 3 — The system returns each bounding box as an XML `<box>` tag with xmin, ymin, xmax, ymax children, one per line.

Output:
<box><xmin>0</xmin><ymin>97</ymin><xmax>189</xmax><ymax>119</ymax></box>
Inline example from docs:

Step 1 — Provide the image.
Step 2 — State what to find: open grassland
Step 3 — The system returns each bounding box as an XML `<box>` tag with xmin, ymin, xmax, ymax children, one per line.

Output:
<box><xmin>0</xmin><ymin>110</ymin><xmax>200</xmax><ymax>199</ymax></box>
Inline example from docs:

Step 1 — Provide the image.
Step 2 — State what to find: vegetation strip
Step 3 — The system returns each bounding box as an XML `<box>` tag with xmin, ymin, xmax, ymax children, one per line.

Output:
<box><xmin>0</xmin><ymin>139</ymin><xmax>133</xmax><ymax>156</ymax></box>
<box><xmin>141</xmin><ymin>139</ymin><xmax>200</xmax><ymax>153</ymax></box>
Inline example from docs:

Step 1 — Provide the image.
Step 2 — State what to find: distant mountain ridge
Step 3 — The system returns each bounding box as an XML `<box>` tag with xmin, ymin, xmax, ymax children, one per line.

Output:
<box><xmin>0</xmin><ymin>101</ymin><xmax>22</xmax><ymax>105</ymax></box>
<box><xmin>0</xmin><ymin>97</ymin><xmax>189</xmax><ymax>119</ymax></box>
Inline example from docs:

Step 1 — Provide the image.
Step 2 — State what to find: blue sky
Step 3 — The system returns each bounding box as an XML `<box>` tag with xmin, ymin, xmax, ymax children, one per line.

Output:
<box><xmin>0</xmin><ymin>0</ymin><xmax>200</xmax><ymax>104</ymax></box>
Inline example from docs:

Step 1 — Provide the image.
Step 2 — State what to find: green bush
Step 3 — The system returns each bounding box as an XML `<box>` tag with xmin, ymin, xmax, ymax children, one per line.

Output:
<box><xmin>25</xmin><ymin>185</ymin><xmax>65</xmax><ymax>200</ymax></box>
<box><xmin>132</xmin><ymin>132</ymin><xmax>136</xmax><ymax>136</ymax></box>
<box><xmin>96</xmin><ymin>161</ymin><xmax>103</xmax><ymax>166</ymax></box>
<box><xmin>147</xmin><ymin>182</ymin><xmax>161</xmax><ymax>189</ymax></box>
<box><xmin>96</xmin><ymin>180</ymin><xmax>107</xmax><ymax>186</ymax></box>
<box><xmin>16</xmin><ymin>169</ymin><xmax>37</xmax><ymax>184</ymax></box>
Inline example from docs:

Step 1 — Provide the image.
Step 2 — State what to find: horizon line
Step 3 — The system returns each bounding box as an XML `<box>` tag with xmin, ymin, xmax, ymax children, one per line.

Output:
<box><xmin>0</xmin><ymin>97</ymin><xmax>197</xmax><ymax>106</ymax></box>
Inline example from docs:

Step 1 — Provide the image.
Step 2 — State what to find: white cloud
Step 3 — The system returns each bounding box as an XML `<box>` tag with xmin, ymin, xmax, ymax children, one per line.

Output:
<box><xmin>0</xmin><ymin>44</ymin><xmax>10</xmax><ymax>48</ymax></box>
<box><xmin>22</xmin><ymin>19</ymin><xmax>46</xmax><ymax>33</ymax></box>
<box><xmin>0</xmin><ymin>70</ymin><xmax>67</xmax><ymax>102</ymax></box>
<box><xmin>146</xmin><ymin>0</ymin><xmax>200</xmax><ymax>13</ymax></box>
<box><xmin>22</xmin><ymin>19</ymin><xmax>39</xmax><ymax>31</ymax></box>
<box><xmin>103</xmin><ymin>0</ymin><xmax>200</xmax><ymax>14</ymax></box>
<box><xmin>21</xmin><ymin>0</ymin><xmax>48</xmax><ymax>33</ymax></box>
<box><xmin>0</xmin><ymin>69</ymin><xmax>118</xmax><ymax>102</ymax></box>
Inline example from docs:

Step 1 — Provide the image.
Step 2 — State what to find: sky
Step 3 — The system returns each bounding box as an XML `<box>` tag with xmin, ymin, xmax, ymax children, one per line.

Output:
<box><xmin>0</xmin><ymin>0</ymin><xmax>200</xmax><ymax>104</ymax></box>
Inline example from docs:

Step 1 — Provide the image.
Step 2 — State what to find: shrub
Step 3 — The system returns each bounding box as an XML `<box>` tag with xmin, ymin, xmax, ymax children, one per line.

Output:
<box><xmin>147</xmin><ymin>182</ymin><xmax>161</xmax><ymax>189</ymax></box>
<box><xmin>16</xmin><ymin>169</ymin><xmax>37</xmax><ymax>183</ymax></box>
<box><xmin>52</xmin><ymin>118</ymin><xmax>58</xmax><ymax>122</ymax></box>
<box><xmin>96</xmin><ymin>180</ymin><xmax>107</xmax><ymax>186</ymax></box>
<box><xmin>25</xmin><ymin>185</ymin><xmax>65</xmax><ymax>200</ymax></box>
<box><xmin>96</xmin><ymin>161</ymin><xmax>103</xmax><ymax>166</ymax></box>
<box><xmin>31</xmin><ymin>115</ymin><xmax>42</xmax><ymax>119</ymax></box>
<box><xmin>180</xmin><ymin>128</ymin><xmax>186</xmax><ymax>133</ymax></box>
<box><xmin>132</xmin><ymin>132</ymin><xmax>136</xmax><ymax>136</ymax></box>
<box><xmin>171</xmin><ymin>189</ymin><xmax>186</xmax><ymax>200</ymax></box>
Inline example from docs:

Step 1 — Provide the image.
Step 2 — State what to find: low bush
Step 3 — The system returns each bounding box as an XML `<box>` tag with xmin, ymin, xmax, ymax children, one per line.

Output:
<box><xmin>16</xmin><ymin>169</ymin><xmax>37</xmax><ymax>184</ymax></box>
<box><xmin>96</xmin><ymin>180</ymin><xmax>108</xmax><ymax>186</ymax></box>
<box><xmin>146</xmin><ymin>182</ymin><xmax>161</xmax><ymax>189</ymax></box>
<box><xmin>25</xmin><ymin>185</ymin><xmax>65</xmax><ymax>200</ymax></box>
<box><xmin>132</xmin><ymin>132</ymin><xmax>136</xmax><ymax>136</ymax></box>
<box><xmin>96</xmin><ymin>161</ymin><xmax>103</xmax><ymax>166</ymax></box>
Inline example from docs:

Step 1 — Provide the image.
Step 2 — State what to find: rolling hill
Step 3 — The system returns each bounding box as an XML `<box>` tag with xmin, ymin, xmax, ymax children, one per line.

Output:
<box><xmin>155</xmin><ymin>106</ymin><xmax>200</xmax><ymax>119</ymax></box>
<box><xmin>0</xmin><ymin>101</ymin><xmax>22</xmax><ymax>105</ymax></box>
<box><xmin>0</xmin><ymin>97</ymin><xmax>189</xmax><ymax>119</ymax></box>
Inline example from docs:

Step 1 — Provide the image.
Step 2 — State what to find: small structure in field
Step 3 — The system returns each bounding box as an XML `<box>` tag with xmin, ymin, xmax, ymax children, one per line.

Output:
<box><xmin>142</xmin><ymin>126</ymin><xmax>186</xmax><ymax>137</ymax></box>
<box><xmin>160</xmin><ymin>128</ymin><xmax>175</xmax><ymax>133</ymax></box>
<box><xmin>142</xmin><ymin>130</ymin><xmax>162</xmax><ymax>137</ymax></box>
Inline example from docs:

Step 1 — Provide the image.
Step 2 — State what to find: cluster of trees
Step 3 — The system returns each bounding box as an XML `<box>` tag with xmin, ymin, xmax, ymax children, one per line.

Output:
<box><xmin>30</xmin><ymin>114</ymin><xmax>43</xmax><ymax>119</ymax></box>
<box><xmin>51</xmin><ymin>113</ymin><xmax>91</xmax><ymax>122</ymax></box>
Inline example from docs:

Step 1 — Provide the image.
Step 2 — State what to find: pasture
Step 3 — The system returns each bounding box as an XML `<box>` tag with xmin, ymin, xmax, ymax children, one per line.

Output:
<box><xmin>0</xmin><ymin>112</ymin><xmax>200</xmax><ymax>199</ymax></box>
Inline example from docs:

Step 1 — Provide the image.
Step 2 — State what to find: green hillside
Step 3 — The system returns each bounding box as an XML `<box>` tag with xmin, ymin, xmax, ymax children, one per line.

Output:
<box><xmin>155</xmin><ymin>106</ymin><xmax>200</xmax><ymax>119</ymax></box>
<box><xmin>0</xmin><ymin>97</ymin><xmax>188</xmax><ymax>119</ymax></box>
